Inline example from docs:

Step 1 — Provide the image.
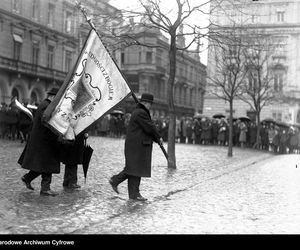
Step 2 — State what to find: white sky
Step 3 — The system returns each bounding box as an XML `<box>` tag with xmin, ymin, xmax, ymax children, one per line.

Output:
<box><xmin>108</xmin><ymin>0</ymin><xmax>210</xmax><ymax>65</ymax></box>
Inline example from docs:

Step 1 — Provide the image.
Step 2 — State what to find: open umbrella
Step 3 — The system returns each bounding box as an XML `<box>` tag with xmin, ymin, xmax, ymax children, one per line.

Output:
<box><xmin>226</xmin><ymin>116</ymin><xmax>238</xmax><ymax>121</ymax></box>
<box><xmin>238</xmin><ymin>116</ymin><xmax>251</xmax><ymax>122</ymax></box>
<box><xmin>261</xmin><ymin>118</ymin><xmax>276</xmax><ymax>124</ymax></box>
<box><xmin>275</xmin><ymin>121</ymin><xmax>290</xmax><ymax>128</ymax></box>
<box><xmin>212</xmin><ymin>113</ymin><xmax>225</xmax><ymax>119</ymax></box>
<box><xmin>193</xmin><ymin>113</ymin><xmax>208</xmax><ymax>119</ymax></box>
<box><xmin>82</xmin><ymin>139</ymin><xmax>94</xmax><ymax>183</ymax></box>
<box><xmin>292</xmin><ymin>123</ymin><xmax>300</xmax><ymax>129</ymax></box>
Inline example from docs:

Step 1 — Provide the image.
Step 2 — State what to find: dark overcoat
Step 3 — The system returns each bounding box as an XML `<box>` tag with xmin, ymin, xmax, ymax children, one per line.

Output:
<box><xmin>123</xmin><ymin>103</ymin><xmax>161</xmax><ymax>177</ymax></box>
<box><xmin>18</xmin><ymin>99</ymin><xmax>60</xmax><ymax>174</ymax></box>
<box><xmin>60</xmin><ymin>131</ymin><xmax>86</xmax><ymax>165</ymax></box>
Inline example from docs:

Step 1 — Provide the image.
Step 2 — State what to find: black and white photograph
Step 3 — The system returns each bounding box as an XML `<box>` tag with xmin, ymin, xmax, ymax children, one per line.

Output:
<box><xmin>0</xmin><ymin>0</ymin><xmax>300</xmax><ymax>241</ymax></box>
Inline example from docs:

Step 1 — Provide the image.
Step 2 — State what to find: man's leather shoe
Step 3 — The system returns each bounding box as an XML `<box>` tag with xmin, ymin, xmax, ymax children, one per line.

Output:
<box><xmin>40</xmin><ymin>190</ymin><xmax>59</xmax><ymax>196</ymax></box>
<box><xmin>131</xmin><ymin>195</ymin><xmax>147</xmax><ymax>201</ymax></box>
<box><xmin>109</xmin><ymin>179</ymin><xmax>119</xmax><ymax>194</ymax></box>
<box><xmin>21</xmin><ymin>176</ymin><xmax>34</xmax><ymax>190</ymax></box>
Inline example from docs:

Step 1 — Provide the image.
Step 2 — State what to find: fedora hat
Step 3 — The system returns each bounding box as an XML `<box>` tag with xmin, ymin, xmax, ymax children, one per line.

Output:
<box><xmin>140</xmin><ymin>93</ymin><xmax>154</xmax><ymax>104</ymax></box>
<box><xmin>47</xmin><ymin>87</ymin><xmax>59</xmax><ymax>95</ymax></box>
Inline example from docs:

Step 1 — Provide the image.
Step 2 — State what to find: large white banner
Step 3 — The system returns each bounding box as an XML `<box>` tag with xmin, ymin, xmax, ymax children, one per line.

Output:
<box><xmin>47</xmin><ymin>30</ymin><xmax>131</xmax><ymax>140</ymax></box>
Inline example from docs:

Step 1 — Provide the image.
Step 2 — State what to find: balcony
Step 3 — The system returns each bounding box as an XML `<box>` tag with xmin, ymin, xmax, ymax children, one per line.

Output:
<box><xmin>0</xmin><ymin>56</ymin><xmax>67</xmax><ymax>82</ymax></box>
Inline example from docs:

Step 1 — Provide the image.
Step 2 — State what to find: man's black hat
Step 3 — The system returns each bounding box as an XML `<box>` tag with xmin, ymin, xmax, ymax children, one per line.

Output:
<box><xmin>47</xmin><ymin>87</ymin><xmax>59</xmax><ymax>95</ymax></box>
<box><xmin>140</xmin><ymin>93</ymin><xmax>154</xmax><ymax>104</ymax></box>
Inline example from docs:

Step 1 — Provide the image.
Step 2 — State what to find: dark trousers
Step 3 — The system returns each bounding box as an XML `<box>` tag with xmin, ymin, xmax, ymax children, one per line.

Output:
<box><xmin>23</xmin><ymin>170</ymin><xmax>52</xmax><ymax>191</ymax></box>
<box><xmin>111</xmin><ymin>170</ymin><xmax>141</xmax><ymax>199</ymax></box>
<box><xmin>63</xmin><ymin>164</ymin><xmax>78</xmax><ymax>187</ymax></box>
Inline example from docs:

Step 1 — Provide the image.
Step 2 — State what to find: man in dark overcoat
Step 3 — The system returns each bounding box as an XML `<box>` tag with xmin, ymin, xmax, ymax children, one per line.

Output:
<box><xmin>60</xmin><ymin>130</ymin><xmax>88</xmax><ymax>189</ymax></box>
<box><xmin>109</xmin><ymin>93</ymin><xmax>162</xmax><ymax>201</ymax></box>
<box><xmin>18</xmin><ymin>88</ymin><xmax>61</xmax><ymax>196</ymax></box>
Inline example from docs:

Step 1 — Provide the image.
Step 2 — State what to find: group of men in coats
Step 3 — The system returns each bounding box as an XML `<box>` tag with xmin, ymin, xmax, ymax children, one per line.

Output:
<box><xmin>18</xmin><ymin>89</ymin><xmax>162</xmax><ymax>201</ymax></box>
<box><xmin>18</xmin><ymin>88</ymin><xmax>86</xmax><ymax>196</ymax></box>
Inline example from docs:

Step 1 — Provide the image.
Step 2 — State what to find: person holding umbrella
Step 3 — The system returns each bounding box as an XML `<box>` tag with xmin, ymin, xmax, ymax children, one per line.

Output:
<box><xmin>109</xmin><ymin>93</ymin><xmax>162</xmax><ymax>201</ymax></box>
<box><xmin>60</xmin><ymin>130</ymin><xmax>89</xmax><ymax>189</ymax></box>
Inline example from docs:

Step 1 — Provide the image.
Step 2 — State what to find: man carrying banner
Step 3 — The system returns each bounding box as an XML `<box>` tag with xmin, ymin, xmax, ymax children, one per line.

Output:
<box><xmin>18</xmin><ymin>88</ymin><xmax>61</xmax><ymax>196</ymax></box>
<box><xmin>109</xmin><ymin>93</ymin><xmax>163</xmax><ymax>201</ymax></box>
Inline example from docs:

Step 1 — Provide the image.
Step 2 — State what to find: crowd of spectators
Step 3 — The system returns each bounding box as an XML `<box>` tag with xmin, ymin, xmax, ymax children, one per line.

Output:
<box><xmin>2</xmin><ymin>101</ymin><xmax>300</xmax><ymax>155</ymax></box>
<box><xmin>154</xmin><ymin>115</ymin><xmax>300</xmax><ymax>155</ymax></box>
<box><xmin>89</xmin><ymin>113</ymin><xmax>300</xmax><ymax>155</ymax></box>
<box><xmin>0</xmin><ymin>103</ymin><xmax>33</xmax><ymax>142</ymax></box>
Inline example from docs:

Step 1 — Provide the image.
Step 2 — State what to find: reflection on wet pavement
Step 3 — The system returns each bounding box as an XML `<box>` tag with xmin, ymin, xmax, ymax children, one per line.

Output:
<box><xmin>2</xmin><ymin>137</ymin><xmax>300</xmax><ymax>234</ymax></box>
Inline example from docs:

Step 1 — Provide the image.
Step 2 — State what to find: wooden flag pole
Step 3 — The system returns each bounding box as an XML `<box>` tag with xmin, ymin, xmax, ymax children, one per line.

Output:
<box><xmin>75</xmin><ymin>1</ymin><xmax>139</xmax><ymax>104</ymax></box>
<box><xmin>75</xmin><ymin>2</ymin><xmax>168</xmax><ymax>161</ymax></box>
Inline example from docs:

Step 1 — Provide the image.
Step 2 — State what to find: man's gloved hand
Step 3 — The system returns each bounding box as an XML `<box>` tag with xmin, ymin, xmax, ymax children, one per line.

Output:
<box><xmin>159</xmin><ymin>137</ymin><xmax>164</xmax><ymax>145</ymax></box>
<box><xmin>58</xmin><ymin>135</ymin><xmax>74</xmax><ymax>145</ymax></box>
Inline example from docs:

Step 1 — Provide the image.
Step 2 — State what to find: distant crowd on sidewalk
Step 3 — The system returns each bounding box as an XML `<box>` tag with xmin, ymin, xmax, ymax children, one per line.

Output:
<box><xmin>2</xmin><ymin>101</ymin><xmax>300</xmax><ymax>155</ymax></box>
<box><xmin>89</xmin><ymin>113</ymin><xmax>300</xmax><ymax>155</ymax></box>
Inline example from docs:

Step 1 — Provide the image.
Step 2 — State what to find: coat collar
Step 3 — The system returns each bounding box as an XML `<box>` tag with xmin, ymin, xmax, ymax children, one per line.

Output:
<box><xmin>137</xmin><ymin>102</ymin><xmax>151</xmax><ymax>118</ymax></box>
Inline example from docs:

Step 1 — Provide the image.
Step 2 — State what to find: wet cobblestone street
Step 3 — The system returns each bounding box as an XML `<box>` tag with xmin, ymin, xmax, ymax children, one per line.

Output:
<box><xmin>1</xmin><ymin>136</ymin><xmax>300</xmax><ymax>234</ymax></box>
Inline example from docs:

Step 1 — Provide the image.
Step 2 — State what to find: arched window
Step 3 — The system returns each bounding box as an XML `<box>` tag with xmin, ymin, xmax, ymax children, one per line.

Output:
<box><xmin>12</xmin><ymin>88</ymin><xmax>19</xmax><ymax>100</ymax></box>
<box><xmin>30</xmin><ymin>91</ymin><xmax>38</xmax><ymax>104</ymax></box>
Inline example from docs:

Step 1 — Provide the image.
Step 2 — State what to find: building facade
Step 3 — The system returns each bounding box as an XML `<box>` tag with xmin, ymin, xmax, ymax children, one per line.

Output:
<box><xmin>205</xmin><ymin>0</ymin><xmax>300</xmax><ymax>124</ymax></box>
<box><xmin>0</xmin><ymin>0</ymin><xmax>206</xmax><ymax>120</ymax></box>
<box><xmin>0</xmin><ymin>0</ymin><xmax>78</xmax><ymax>105</ymax></box>
<box><xmin>119</xmin><ymin>24</ymin><xmax>206</xmax><ymax>118</ymax></box>
<box><xmin>0</xmin><ymin>0</ymin><xmax>117</xmax><ymax>106</ymax></box>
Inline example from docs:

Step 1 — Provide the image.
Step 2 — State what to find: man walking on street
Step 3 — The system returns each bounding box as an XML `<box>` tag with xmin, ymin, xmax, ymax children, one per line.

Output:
<box><xmin>60</xmin><ymin>131</ymin><xmax>88</xmax><ymax>189</ymax></box>
<box><xmin>18</xmin><ymin>88</ymin><xmax>61</xmax><ymax>196</ymax></box>
<box><xmin>109</xmin><ymin>93</ymin><xmax>162</xmax><ymax>201</ymax></box>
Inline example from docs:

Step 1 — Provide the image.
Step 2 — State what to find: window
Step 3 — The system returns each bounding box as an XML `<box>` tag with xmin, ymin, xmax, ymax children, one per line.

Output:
<box><xmin>64</xmin><ymin>10</ymin><xmax>73</xmax><ymax>33</ymax></box>
<box><xmin>48</xmin><ymin>3</ymin><xmax>55</xmax><ymax>27</ymax></box>
<box><xmin>228</xmin><ymin>45</ymin><xmax>237</xmax><ymax>57</ymax></box>
<box><xmin>156</xmin><ymin>49</ymin><xmax>163</xmax><ymax>67</ymax></box>
<box><xmin>64</xmin><ymin>50</ymin><xmax>72</xmax><ymax>72</ymax></box>
<box><xmin>12</xmin><ymin>88</ymin><xmax>19</xmax><ymax>100</ymax></box>
<box><xmin>12</xmin><ymin>34</ymin><xmax>23</xmax><ymax>60</ymax></box>
<box><xmin>273</xmin><ymin>112</ymin><xmax>282</xmax><ymax>121</ymax></box>
<box><xmin>146</xmin><ymin>51</ymin><xmax>152</xmax><ymax>64</ymax></box>
<box><xmin>121</xmin><ymin>52</ymin><xmax>125</xmax><ymax>65</ymax></box>
<box><xmin>274</xmin><ymin>73</ymin><xmax>284</xmax><ymax>92</ymax></box>
<box><xmin>32</xmin><ymin>41</ymin><xmax>40</xmax><ymax>65</ymax></box>
<box><xmin>251</xmin><ymin>15</ymin><xmax>259</xmax><ymax>23</ymax></box>
<box><xmin>12</xmin><ymin>0</ymin><xmax>21</xmax><ymax>13</ymax></box>
<box><xmin>32</xmin><ymin>0</ymin><xmax>39</xmax><ymax>20</ymax></box>
<box><xmin>277</xmin><ymin>11</ymin><xmax>285</xmax><ymax>22</ymax></box>
<box><xmin>248</xmin><ymin>71</ymin><xmax>258</xmax><ymax>90</ymax></box>
<box><xmin>30</xmin><ymin>91</ymin><xmax>38</xmax><ymax>104</ymax></box>
<box><xmin>183</xmin><ymin>88</ymin><xmax>187</xmax><ymax>105</ymax></box>
<box><xmin>47</xmin><ymin>45</ymin><xmax>54</xmax><ymax>68</ymax></box>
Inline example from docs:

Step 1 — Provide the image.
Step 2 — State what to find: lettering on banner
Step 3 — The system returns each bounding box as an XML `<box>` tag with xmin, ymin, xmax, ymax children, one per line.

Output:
<box><xmin>88</xmin><ymin>51</ymin><xmax>114</xmax><ymax>100</ymax></box>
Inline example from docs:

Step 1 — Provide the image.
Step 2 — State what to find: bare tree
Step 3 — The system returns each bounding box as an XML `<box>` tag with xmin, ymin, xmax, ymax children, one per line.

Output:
<box><xmin>240</xmin><ymin>33</ymin><xmax>278</xmax><ymax>148</ymax></box>
<box><xmin>88</xmin><ymin>0</ymin><xmax>212</xmax><ymax>169</ymax></box>
<box><xmin>76</xmin><ymin>0</ymin><xmax>250</xmax><ymax>166</ymax></box>
<box><xmin>207</xmin><ymin>29</ymin><xmax>247</xmax><ymax>156</ymax></box>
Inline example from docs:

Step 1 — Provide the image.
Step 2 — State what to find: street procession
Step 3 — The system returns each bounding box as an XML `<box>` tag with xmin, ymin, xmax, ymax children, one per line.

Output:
<box><xmin>1</xmin><ymin>0</ymin><xmax>300</xmax><ymax>237</ymax></box>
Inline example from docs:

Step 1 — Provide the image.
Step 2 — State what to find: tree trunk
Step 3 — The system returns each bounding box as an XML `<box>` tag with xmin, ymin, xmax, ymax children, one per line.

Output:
<box><xmin>167</xmin><ymin>33</ymin><xmax>177</xmax><ymax>169</ymax></box>
<box><xmin>227</xmin><ymin>99</ymin><xmax>233</xmax><ymax>157</ymax></box>
<box><xmin>254</xmin><ymin>111</ymin><xmax>261</xmax><ymax>149</ymax></box>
